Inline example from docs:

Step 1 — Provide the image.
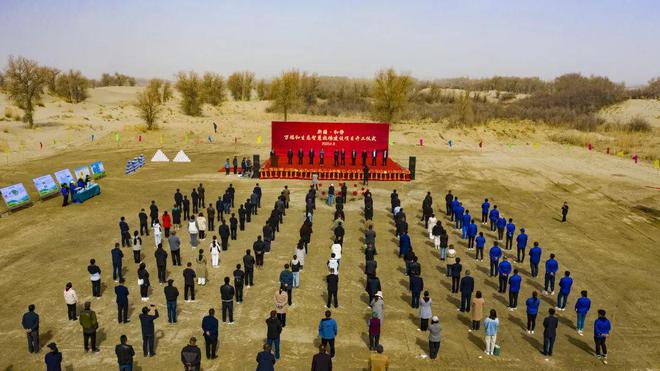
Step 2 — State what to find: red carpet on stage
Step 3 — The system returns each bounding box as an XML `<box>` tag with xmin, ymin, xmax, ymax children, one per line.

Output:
<box><xmin>259</xmin><ymin>159</ymin><xmax>411</xmax><ymax>181</ymax></box>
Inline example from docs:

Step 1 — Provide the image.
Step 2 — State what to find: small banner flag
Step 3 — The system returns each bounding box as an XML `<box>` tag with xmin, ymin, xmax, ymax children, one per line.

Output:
<box><xmin>53</xmin><ymin>139</ymin><xmax>56</xmax><ymax>145</ymax></box>
<box><xmin>533</xmin><ymin>143</ymin><xmax>539</xmax><ymax>149</ymax></box>
<box><xmin>208</xmin><ymin>136</ymin><xmax>212</xmax><ymax>143</ymax></box>
<box><xmin>138</xmin><ymin>135</ymin><xmax>142</xmax><ymax>142</ymax></box>
<box><xmin>447</xmin><ymin>139</ymin><xmax>451</xmax><ymax>147</ymax></box>
<box><xmin>257</xmin><ymin>135</ymin><xmax>262</xmax><ymax>144</ymax></box>
<box><xmin>114</xmin><ymin>132</ymin><xmax>120</xmax><ymax>143</ymax></box>
<box><xmin>632</xmin><ymin>154</ymin><xmax>639</xmax><ymax>164</ymax></box>
<box><xmin>617</xmin><ymin>151</ymin><xmax>624</xmax><ymax>157</ymax></box>
<box><xmin>507</xmin><ymin>143</ymin><xmax>512</xmax><ymax>150</ymax></box>
<box><xmin>654</xmin><ymin>159</ymin><xmax>659</xmax><ymax>169</ymax></box>
<box><xmin>184</xmin><ymin>133</ymin><xmax>189</xmax><ymax>144</ymax></box>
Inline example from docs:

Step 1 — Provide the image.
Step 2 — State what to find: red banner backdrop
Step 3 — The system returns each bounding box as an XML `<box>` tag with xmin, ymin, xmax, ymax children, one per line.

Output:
<box><xmin>271</xmin><ymin>121</ymin><xmax>389</xmax><ymax>156</ymax></box>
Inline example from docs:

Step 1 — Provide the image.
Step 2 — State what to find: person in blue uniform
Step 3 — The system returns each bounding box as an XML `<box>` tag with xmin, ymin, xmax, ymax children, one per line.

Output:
<box><xmin>481</xmin><ymin>199</ymin><xmax>490</xmax><ymax>224</ymax></box>
<box><xmin>556</xmin><ymin>271</ymin><xmax>573</xmax><ymax>311</ymax></box>
<box><xmin>489</xmin><ymin>242</ymin><xmax>502</xmax><ymax>277</ymax></box>
<box><xmin>498</xmin><ymin>257</ymin><xmax>512</xmax><ymax>293</ymax></box>
<box><xmin>529</xmin><ymin>242</ymin><xmax>542</xmax><ymax>277</ymax></box>
<box><xmin>505</xmin><ymin>219</ymin><xmax>515</xmax><ymax>250</ymax></box>
<box><xmin>516</xmin><ymin>228</ymin><xmax>528</xmax><ymax>263</ymax></box>
<box><xmin>489</xmin><ymin>205</ymin><xmax>499</xmax><ymax>231</ymax></box>
<box><xmin>508</xmin><ymin>269</ymin><xmax>522</xmax><ymax>310</ymax></box>
<box><xmin>543</xmin><ymin>254</ymin><xmax>559</xmax><ymax>295</ymax></box>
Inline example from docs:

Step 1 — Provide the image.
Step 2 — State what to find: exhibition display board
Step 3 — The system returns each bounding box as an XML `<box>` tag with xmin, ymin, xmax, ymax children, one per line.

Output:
<box><xmin>90</xmin><ymin>161</ymin><xmax>106</xmax><ymax>178</ymax></box>
<box><xmin>1</xmin><ymin>183</ymin><xmax>32</xmax><ymax>209</ymax></box>
<box><xmin>74</xmin><ymin>165</ymin><xmax>92</xmax><ymax>180</ymax></box>
<box><xmin>54</xmin><ymin>169</ymin><xmax>75</xmax><ymax>185</ymax></box>
<box><xmin>32</xmin><ymin>175</ymin><xmax>59</xmax><ymax>198</ymax></box>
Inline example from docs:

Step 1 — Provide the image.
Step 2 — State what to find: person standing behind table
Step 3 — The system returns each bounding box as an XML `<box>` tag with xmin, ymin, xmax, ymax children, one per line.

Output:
<box><xmin>138</xmin><ymin>209</ymin><xmax>149</xmax><ymax>236</ymax></box>
<box><xmin>542</xmin><ymin>308</ymin><xmax>559</xmax><ymax>357</ymax></box>
<box><xmin>505</xmin><ymin>218</ymin><xmax>515</xmax><ymax>250</ymax></box>
<box><xmin>243</xmin><ymin>250</ymin><xmax>255</xmax><ymax>287</ymax></box>
<box><xmin>528</xmin><ymin>242</ymin><xmax>542</xmax><ymax>277</ymax></box>
<box><xmin>496</xmin><ymin>214</ymin><xmax>506</xmax><ymax>241</ymax></box>
<box><xmin>182</xmin><ymin>196</ymin><xmax>191</xmax><ymax>221</ymax></box>
<box><xmin>311</xmin><ymin>344</ymin><xmax>333</xmax><ymax>371</ymax></box>
<box><xmin>543</xmin><ymin>254</ymin><xmax>559</xmax><ymax>295</ymax></box>
<box><xmin>319</xmin><ymin>310</ymin><xmax>338</xmax><ymax>358</ymax></box>
<box><xmin>88</xmin><ymin>259</ymin><xmax>102</xmax><ymax>298</ymax></box>
<box><xmin>188</xmin><ymin>217</ymin><xmax>199</xmax><ymax>249</ymax></box>
<box><xmin>484</xmin><ymin>309</ymin><xmax>499</xmax><ymax>356</ymax></box>
<box><xmin>111</xmin><ymin>243</ymin><xmax>124</xmax><ymax>282</ymax></box>
<box><xmin>419</xmin><ymin>291</ymin><xmax>433</xmax><ymax>331</ymax></box>
<box><xmin>61</xmin><ymin>184</ymin><xmax>69</xmax><ymax>207</ymax></box>
<box><xmin>206</xmin><ymin>204</ymin><xmax>216</xmax><ymax>232</ymax></box>
<box><xmin>220</xmin><ymin>277</ymin><xmax>235</xmax><ymax>323</ymax></box>
<box><xmin>120</xmin><ymin>216</ymin><xmax>131</xmax><ymax>247</ymax></box>
<box><xmin>556</xmin><ymin>271</ymin><xmax>573</xmax><ymax>311</ymax></box>
<box><xmin>164</xmin><ymin>279</ymin><xmax>179</xmax><ymax>324</ymax></box>
<box><xmin>172</xmin><ymin>204</ymin><xmax>182</xmax><ymax>231</ymax></box>
<box><xmin>489</xmin><ymin>242</ymin><xmax>502</xmax><ymax>277</ymax></box>
<box><xmin>561</xmin><ymin>201</ymin><xmax>569</xmax><ymax>222</ymax></box>
<box><xmin>115</xmin><ymin>335</ymin><xmax>135</xmax><ymax>371</ymax></box>
<box><xmin>497</xmin><ymin>257</ymin><xmax>512</xmax><ymax>293</ymax></box>
<box><xmin>508</xmin><ymin>269</ymin><xmax>522</xmax><ymax>310</ymax></box>
<box><xmin>233</xmin><ymin>264</ymin><xmax>245</xmax><ymax>304</ymax></box>
<box><xmin>210</xmin><ymin>237</ymin><xmax>221</xmax><ymax>268</ymax></box>
<box><xmin>196</xmin><ymin>250</ymin><xmax>208</xmax><ymax>286</ymax></box>
<box><xmin>168</xmin><ymin>231</ymin><xmax>182</xmax><ymax>266</ymax></box>
<box><xmin>229</xmin><ymin>213</ymin><xmax>238</xmax><ymax>240</ymax></box>
<box><xmin>139</xmin><ymin>305</ymin><xmax>159</xmax><ymax>357</ymax></box>
<box><xmin>201</xmin><ymin>308</ymin><xmax>219</xmax><ymax>359</ymax></box>
<box><xmin>459</xmin><ymin>270</ymin><xmax>474</xmax><ymax>312</ymax></box>
<box><xmin>155</xmin><ymin>243</ymin><xmax>168</xmax><ymax>284</ymax></box>
<box><xmin>183</xmin><ymin>262</ymin><xmax>196</xmax><ymax>302</ymax></box>
<box><xmin>181</xmin><ymin>337</ymin><xmax>202</xmax><ymax>371</ymax></box>
<box><xmin>162</xmin><ymin>211</ymin><xmax>172</xmax><ymax>238</ymax></box>
<box><xmin>471</xmin><ymin>291</ymin><xmax>485</xmax><ymax>332</ymax></box>
<box><xmin>575</xmin><ymin>290</ymin><xmax>591</xmax><ymax>336</ymax></box>
<box><xmin>265</xmin><ymin>310</ymin><xmax>283</xmax><ymax>360</ymax></box>
<box><xmin>149</xmin><ymin>201</ymin><xmax>159</xmax><ymax>225</ymax></box>
<box><xmin>22</xmin><ymin>304</ymin><xmax>40</xmax><ymax>353</ymax></box>
<box><xmin>79</xmin><ymin>301</ymin><xmax>100</xmax><ymax>352</ymax></box>
<box><xmin>481</xmin><ymin>198</ymin><xmax>490</xmax><ymax>225</ymax></box>
<box><xmin>191</xmin><ymin>188</ymin><xmax>200</xmax><ymax>214</ymax></box>
<box><xmin>410</xmin><ymin>273</ymin><xmax>424</xmax><ymax>309</ymax></box>
<box><xmin>428</xmin><ymin>316</ymin><xmax>442</xmax><ymax>360</ymax></box>
<box><xmin>132</xmin><ymin>231</ymin><xmax>143</xmax><ymax>264</ymax></box>
<box><xmin>63</xmin><ymin>282</ymin><xmax>78</xmax><ymax>321</ymax></box>
<box><xmin>114</xmin><ymin>279</ymin><xmax>130</xmax><ymax>324</ymax></box>
<box><xmin>152</xmin><ymin>220</ymin><xmax>162</xmax><ymax>247</ymax></box>
<box><xmin>137</xmin><ymin>262</ymin><xmax>150</xmax><ymax>301</ymax></box>
<box><xmin>526</xmin><ymin>291</ymin><xmax>541</xmax><ymax>334</ymax></box>
<box><xmin>594</xmin><ymin>309</ymin><xmax>611</xmax><ymax>363</ymax></box>
<box><xmin>516</xmin><ymin>228</ymin><xmax>528</xmax><ymax>263</ymax></box>
<box><xmin>451</xmin><ymin>257</ymin><xmax>462</xmax><ymax>294</ymax></box>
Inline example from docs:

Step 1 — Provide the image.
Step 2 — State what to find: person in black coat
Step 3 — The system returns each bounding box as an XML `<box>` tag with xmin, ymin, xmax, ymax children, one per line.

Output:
<box><xmin>229</xmin><ymin>213</ymin><xmax>238</xmax><ymax>240</ymax></box>
<box><xmin>149</xmin><ymin>201</ymin><xmax>159</xmax><ymax>225</ymax></box>
<box><xmin>445</xmin><ymin>190</ymin><xmax>454</xmax><ymax>216</ymax></box>
<box><xmin>233</xmin><ymin>264</ymin><xmax>245</xmax><ymax>303</ymax></box>
<box><xmin>542</xmin><ymin>308</ymin><xmax>559</xmax><ymax>356</ymax></box>
<box><xmin>334</xmin><ymin>223</ymin><xmax>345</xmax><ymax>245</ymax></box>
<box><xmin>139</xmin><ymin>305</ymin><xmax>159</xmax><ymax>356</ymax></box>
<box><xmin>22</xmin><ymin>304</ymin><xmax>40</xmax><ymax>353</ymax></box>
<box><xmin>114</xmin><ymin>279</ymin><xmax>130</xmax><ymax>323</ymax></box>
<box><xmin>243</xmin><ymin>250</ymin><xmax>255</xmax><ymax>287</ymax></box>
<box><xmin>254</xmin><ymin>236</ymin><xmax>265</xmax><ymax>266</ymax></box>
<box><xmin>298</xmin><ymin>148</ymin><xmax>304</xmax><ymax>165</ymax></box>
<box><xmin>201</xmin><ymin>308</ymin><xmax>219</xmax><ymax>359</ymax></box>
<box><xmin>409</xmin><ymin>274</ymin><xmax>424</xmax><ymax>308</ymax></box>
<box><xmin>182</xmin><ymin>196</ymin><xmax>190</xmax><ymax>221</ymax></box>
<box><xmin>287</xmin><ymin>148</ymin><xmax>294</xmax><ymax>165</ymax></box>
<box><xmin>181</xmin><ymin>337</ymin><xmax>202</xmax><ymax>371</ymax></box>
<box><xmin>115</xmin><ymin>335</ymin><xmax>135</xmax><ymax>370</ymax></box>
<box><xmin>311</xmin><ymin>344</ymin><xmax>333</xmax><ymax>370</ymax></box>
<box><xmin>155</xmin><ymin>244</ymin><xmax>168</xmax><ymax>284</ymax></box>
<box><xmin>139</xmin><ymin>209</ymin><xmax>149</xmax><ymax>236</ymax></box>
<box><xmin>220</xmin><ymin>277</ymin><xmax>235</xmax><ymax>323</ymax></box>
<box><xmin>326</xmin><ymin>270</ymin><xmax>339</xmax><ymax>308</ymax></box>
<box><xmin>451</xmin><ymin>257</ymin><xmax>462</xmax><ymax>293</ymax></box>
<box><xmin>361</xmin><ymin>149</ymin><xmax>368</xmax><ymax>166</ymax></box>
<box><xmin>120</xmin><ymin>217</ymin><xmax>131</xmax><ymax>247</ymax></box>
<box><xmin>333</xmin><ymin>149</ymin><xmax>339</xmax><ymax>166</ymax></box>
<box><xmin>238</xmin><ymin>205</ymin><xmax>246</xmax><ymax>230</ymax></box>
<box><xmin>309</xmin><ymin>148</ymin><xmax>315</xmax><ymax>165</ymax></box>
<box><xmin>459</xmin><ymin>270</ymin><xmax>474</xmax><ymax>312</ymax></box>
<box><xmin>365</xmin><ymin>274</ymin><xmax>381</xmax><ymax>303</ymax></box>
<box><xmin>219</xmin><ymin>221</ymin><xmax>230</xmax><ymax>250</ymax></box>
<box><xmin>351</xmin><ymin>149</ymin><xmax>357</xmax><ymax>165</ymax></box>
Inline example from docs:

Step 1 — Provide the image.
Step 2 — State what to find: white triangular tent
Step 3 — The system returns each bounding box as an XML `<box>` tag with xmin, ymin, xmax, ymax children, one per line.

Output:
<box><xmin>151</xmin><ymin>149</ymin><xmax>170</xmax><ymax>162</ymax></box>
<box><xmin>173</xmin><ymin>150</ymin><xmax>191</xmax><ymax>163</ymax></box>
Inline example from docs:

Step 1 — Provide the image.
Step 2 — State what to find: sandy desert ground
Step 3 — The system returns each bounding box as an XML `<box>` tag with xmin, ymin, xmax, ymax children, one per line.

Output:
<box><xmin>0</xmin><ymin>88</ymin><xmax>659</xmax><ymax>370</ymax></box>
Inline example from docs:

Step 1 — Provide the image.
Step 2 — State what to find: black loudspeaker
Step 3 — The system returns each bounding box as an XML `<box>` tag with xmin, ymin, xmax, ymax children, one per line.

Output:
<box><xmin>253</xmin><ymin>154</ymin><xmax>260</xmax><ymax>178</ymax></box>
<box><xmin>409</xmin><ymin>156</ymin><xmax>416</xmax><ymax>180</ymax></box>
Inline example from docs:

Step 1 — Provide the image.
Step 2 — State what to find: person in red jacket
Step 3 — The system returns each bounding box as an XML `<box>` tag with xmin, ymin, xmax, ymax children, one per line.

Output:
<box><xmin>162</xmin><ymin>211</ymin><xmax>172</xmax><ymax>238</ymax></box>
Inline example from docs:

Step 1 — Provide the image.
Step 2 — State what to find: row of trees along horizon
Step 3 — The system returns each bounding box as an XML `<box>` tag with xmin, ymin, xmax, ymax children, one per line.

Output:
<box><xmin>1</xmin><ymin>56</ymin><xmax>658</xmax><ymax>132</ymax></box>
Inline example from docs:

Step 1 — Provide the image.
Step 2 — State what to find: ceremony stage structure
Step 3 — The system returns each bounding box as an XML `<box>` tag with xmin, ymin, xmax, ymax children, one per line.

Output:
<box><xmin>259</xmin><ymin>121</ymin><xmax>411</xmax><ymax>181</ymax></box>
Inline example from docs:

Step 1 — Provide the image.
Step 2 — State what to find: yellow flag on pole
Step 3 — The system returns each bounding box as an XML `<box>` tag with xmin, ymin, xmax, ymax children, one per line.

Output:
<box><xmin>257</xmin><ymin>136</ymin><xmax>262</xmax><ymax>144</ymax></box>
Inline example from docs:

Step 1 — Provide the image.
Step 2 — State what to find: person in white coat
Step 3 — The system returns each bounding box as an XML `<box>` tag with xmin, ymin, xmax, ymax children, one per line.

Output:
<box><xmin>63</xmin><ymin>282</ymin><xmax>78</xmax><ymax>320</ymax></box>
<box><xmin>196</xmin><ymin>213</ymin><xmax>207</xmax><ymax>241</ymax></box>
<box><xmin>331</xmin><ymin>239</ymin><xmax>342</xmax><ymax>267</ymax></box>
<box><xmin>153</xmin><ymin>220</ymin><xmax>162</xmax><ymax>247</ymax></box>
<box><xmin>427</xmin><ymin>214</ymin><xmax>437</xmax><ymax>240</ymax></box>
<box><xmin>210</xmin><ymin>236</ymin><xmax>221</xmax><ymax>268</ymax></box>
<box><xmin>188</xmin><ymin>217</ymin><xmax>199</xmax><ymax>248</ymax></box>
<box><xmin>295</xmin><ymin>242</ymin><xmax>306</xmax><ymax>270</ymax></box>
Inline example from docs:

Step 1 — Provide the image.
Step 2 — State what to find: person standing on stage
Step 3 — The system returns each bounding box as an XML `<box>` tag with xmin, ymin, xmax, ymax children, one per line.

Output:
<box><xmin>309</xmin><ymin>148</ymin><xmax>315</xmax><ymax>165</ymax></box>
<box><xmin>351</xmin><ymin>148</ymin><xmax>357</xmax><ymax>166</ymax></box>
<box><xmin>371</xmin><ymin>149</ymin><xmax>377</xmax><ymax>166</ymax></box>
<box><xmin>382</xmin><ymin>149</ymin><xmax>388</xmax><ymax>165</ymax></box>
<box><xmin>287</xmin><ymin>148</ymin><xmax>293</xmax><ymax>165</ymax></box>
<box><xmin>333</xmin><ymin>149</ymin><xmax>339</xmax><ymax>166</ymax></box>
<box><xmin>298</xmin><ymin>148</ymin><xmax>304</xmax><ymax>165</ymax></box>
<box><xmin>319</xmin><ymin>148</ymin><xmax>325</xmax><ymax>165</ymax></box>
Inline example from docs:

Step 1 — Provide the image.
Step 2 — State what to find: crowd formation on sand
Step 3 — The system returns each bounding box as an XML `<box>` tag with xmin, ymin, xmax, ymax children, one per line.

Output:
<box><xmin>20</xmin><ymin>181</ymin><xmax>611</xmax><ymax>371</ymax></box>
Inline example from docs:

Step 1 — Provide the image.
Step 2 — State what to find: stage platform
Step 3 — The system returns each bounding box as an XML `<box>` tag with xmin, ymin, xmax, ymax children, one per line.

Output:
<box><xmin>258</xmin><ymin>159</ymin><xmax>411</xmax><ymax>181</ymax></box>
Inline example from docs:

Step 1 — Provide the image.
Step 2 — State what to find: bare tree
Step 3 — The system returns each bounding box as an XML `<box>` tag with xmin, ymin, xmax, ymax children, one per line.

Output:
<box><xmin>269</xmin><ymin>70</ymin><xmax>301</xmax><ymax>121</ymax></box>
<box><xmin>227</xmin><ymin>71</ymin><xmax>255</xmax><ymax>101</ymax></box>
<box><xmin>3</xmin><ymin>56</ymin><xmax>47</xmax><ymax>128</ymax></box>
<box><xmin>42</xmin><ymin>67</ymin><xmax>60</xmax><ymax>93</ymax></box>
<box><xmin>175</xmin><ymin>71</ymin><xmax>203</xmax><ymax>116</ymax></box>
<box><xmin>372</xmin><ymin>68</ymin><xmax>413</xmax><ymax>122</ymax></box>
<box><xmin>135</xmin><ymin>80</ymin><xmax>164</xmax><ymax>130</ymax></box>
<box><xmin>54</xmin><ymin>69</ymin><xmax>89</xmax><ymax>103</ymax></box>
<box><xmin>256</xmin><ymin>79</ymin><xmax>269</xmax><ymax>100</ymax></box>
<box><xmin>201</xmin><ymin>72</ymin><xmax>226</xmax><ymax>106</ymax></box>
<box><xmin>146</xmin><ymin>79</ymin><xmax>173</xmax><ymax>103</ymax></box>
<box><xmin>300</xmin><ymin>73</ymin><xmax>320</xmax><ymax>108</ymax></box>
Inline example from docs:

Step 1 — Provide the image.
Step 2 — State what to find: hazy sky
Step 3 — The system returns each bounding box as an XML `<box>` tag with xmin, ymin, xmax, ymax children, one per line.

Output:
<box><xmin>1</xmin><ymin>0</ymin><xmax>658</xmax><ymax>85</ymax></box>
